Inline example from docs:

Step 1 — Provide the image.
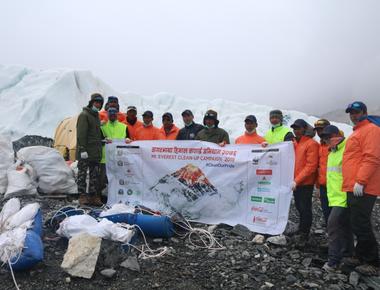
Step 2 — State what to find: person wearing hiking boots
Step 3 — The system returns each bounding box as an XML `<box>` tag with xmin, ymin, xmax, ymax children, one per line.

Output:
<box><xmin>159</xmin><ymin>112</ymin><xmax>180</xmax><ymax>140</ymax></box>
<box><xmin>99</xmin><ymin>108</ymin><xmax>129</xmax><ymax>199</ymax></box>
<box><xmin>235</xmin><ymin>115</ymin><xmax>265</xmax><ymax>144</ymax></box>
<box><xmin>320</xmin><ymin>125</ymin><xmax>354</xmax><ymax>273</ymax></box>
<box><xmin>176</xmin><ymin>110</ymin><xmax>204</xmax><ymax>140</ymax></box>
<box><xmin>99</xmin><ymin>96</ymin><xmax>126</xmax><ymax>124</ymax></box>
<box><xmin>264</xmin><ymin>110</ymin><xmax>294</xmax><ymax>144</ymax></box>
<box><xmin>124</xmin><ymin>106</ymin><xmax>143</xmax><ymax>140</ymax></box>
<box><xmin>195</xmin><ymin>110</ymin><xmax>230</xmax><ymax>145</ymax></box>
<box><xmin>290</xmin><ymin>119</ymin><xmax>319</xmax><ymax>244</ymax></box>
<box><xmin>134</xmin><ymin>110</ymin><xmax>162</xmax><ymax>140</ymax></box>
<box><xmin>76</xmin><ymin>93</ymin><xmax>104</xmax><ymax>206</ymax></box>
<box><xmin>342</xmin><ymin>101</ymin><xmax>380</xmax><ymax>276</ymax></box>
<box><xmin>314</xmin><ymin>119</ymin><xmax>332</xmax><ymax>226</ymax></box>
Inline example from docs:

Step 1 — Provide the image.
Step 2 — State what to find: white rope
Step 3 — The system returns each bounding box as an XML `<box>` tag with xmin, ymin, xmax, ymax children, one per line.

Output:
<box><xmin>8</xmin><ymin>257</ymin><xmax>20</xmax><ymax>290</ymax></box>
<box><xmin>121</xmin><ymin>224</ymin><xmax>168</xmax><ymax>259</ymax></box>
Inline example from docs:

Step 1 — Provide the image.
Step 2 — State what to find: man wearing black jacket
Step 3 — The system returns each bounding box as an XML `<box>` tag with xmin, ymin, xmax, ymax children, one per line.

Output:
<box><xmin>176</xmin><ymin>110</ymin><xmax>204</xmax><ymax>140</ymax></box>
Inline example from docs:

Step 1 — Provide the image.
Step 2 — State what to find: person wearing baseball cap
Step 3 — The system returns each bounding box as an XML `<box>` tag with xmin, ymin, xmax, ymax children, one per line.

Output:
<box><xmin>195</xmin><ymin>110</ymin><xmax>230</xmax><ymax>145</ymax></box>
<box><xmin>319</xmin><ymin>125</ymin><xmax>353</xmax><ymax>273</ymax></box>
<box><xmin>313</xmin><ymin>118</ymin><xmax>332</xmax><ymax>226</ymax></box>
<box><xmin>159</xmin><ymin>112</ymin><xmax>180</xmax><ymax>140</ymax></box>
<box><xmin>290</xmin><ymin>119</ymin><xmax>319</xmax><ymax>243</ymax></box>
<box><xmin>264</xmin><ymin>110</ymin><xmax>294</xmax><ymax>144</ymax></box>
<box><xmin>176</xmin><ymin>110</ymin><xmax>204</xmax><ymax>140</ymax></box>
<box><xmin>99</xmin><ymin>107</ymin><xmax>129</xmax><ymax>203</ymax></box>
<box><xmin>235</xmin><ymin>115</ymin><xmax>265</xmax><ymax>144</ymax></box>
<box><xmin>342</xmin><ymin>101</ymin><xmax>380</xmax><ymax>275</ymax></box>
<box><xmin>76</xmin><ymin>93</ymin><xmax>104</xmax><ymax>206</ymax></box>
<box><xmin>124</xmin><ymin>106</ymin><xmax>143</xmax><ymax>140</ymax></box>
<box><xmin>134</xmin><ymin>110</ymin><xmax>162</xmax><ymax>140</ymax></box>
<box><xmin>99</xmin><ymin>96</ymin><xmax>126</xmax><ymax>124</ymax></box>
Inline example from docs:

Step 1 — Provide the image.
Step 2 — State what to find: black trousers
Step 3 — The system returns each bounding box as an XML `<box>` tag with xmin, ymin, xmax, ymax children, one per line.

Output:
<box><xmin>319</xmin><ymin>185</ymin><xmax>331</xmax><ymax>226</ymax></box>
<box><xmin>293</xmin><ymin>185</ymin><xmax>314</xmax><ymax>235</ymax></box>
<box><xmin>327</xmin><ymin>207</ymin><xmax>354</xmax><ymax>265</ymax></box>
<box><xmin>347</xmin><ymin>192</ymin><xmax>379</xmax><ymax>266</ymax></box>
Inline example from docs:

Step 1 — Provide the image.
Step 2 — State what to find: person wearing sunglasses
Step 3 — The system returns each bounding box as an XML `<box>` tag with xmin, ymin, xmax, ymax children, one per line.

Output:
<box><xmin>341</xmin><ymin>101</ymin><xmax>380</xmax><ymax>275</ymax></box>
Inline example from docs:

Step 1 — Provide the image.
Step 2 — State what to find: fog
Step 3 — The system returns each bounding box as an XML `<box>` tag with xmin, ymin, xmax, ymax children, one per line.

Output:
<box><xmin>1</xmin><ymin>0</ymin><xmax>379</xmax><ymax>114</ymax></box>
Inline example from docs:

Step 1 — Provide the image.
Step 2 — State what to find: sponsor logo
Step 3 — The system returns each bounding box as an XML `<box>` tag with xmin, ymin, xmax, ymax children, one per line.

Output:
<box><xmin>257</xmin><ymin>187</ymin><xmax>270</xmax><ymax>193</ymax></box>
<box><xmin>252</xmin><ymin>216</ymin><xmax>268</xmax><ymax>224</ymax></box>
<box><xmin>264</xmin><ymin>197</ymin><xmax>276</xmax><ymax>204</ymax></box>
<box><xmin>127</xmin><ymin>189</ymin><xmax>133</xmax><ymax>195</ymax></box>
<box><xmin>258</xmin><ymin>180</ymin><xmax>271</xmax><ymax>185</ymax></box>
<box><xmin>256</xmin><ymin>169</ymin><xmax>273</xmax><ymax>175</ymax></box>
<box><xmin>118</xmin><ymin>189</ymin><xmax>124</xmax><ymax>195</ymax></box>
<box><xmin>251</xmin><ymin>206</ymin><xmax>264</xmax><ymax>212</ymax></box>
<box><xmin>251</xmin><ymin>196</ymin><xmax>262</xmax><ymax>202</ymax></box>
<box><xmin>266</xmin><ymin>160</ymin><xmax>278</xmax><ymax>166</ymax></box>
<box><xmin>252</xmin><ymin>158</ymin><xmax>260</xmax><ymax>165</ymax></box>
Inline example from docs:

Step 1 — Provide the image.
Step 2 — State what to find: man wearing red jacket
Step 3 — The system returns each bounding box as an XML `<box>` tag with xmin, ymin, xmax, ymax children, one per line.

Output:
<box><xmin>342</xmin><ymin>101</ymin><xmax>380</xmax><ymax>275</ymax></box>
<box><xmin>314</xmin><ymin>119</ymin><xmax>331</xmax><ymax>225</ymax></box>
<box><xmin>291</xmin><ymin>119</ymin><xmax>319</xmax><ymax>241</ymax></box>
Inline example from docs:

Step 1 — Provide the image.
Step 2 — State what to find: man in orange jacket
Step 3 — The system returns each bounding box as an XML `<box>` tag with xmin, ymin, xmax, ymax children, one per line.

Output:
<box><xmin>124</xmin><ymin>106</ymin><xmax>143</xmax><ymax>140</ymax></box>
<box><xmin>134</xmin><ymin>110</ymin><xmax>162</xmax><ymax>141</ymax></box>
<box><xmin>235</xmin><ymin>115</ymin><xmax>265</xmax><ymax>144</ymax></box>
<box><xmin>314</xmin><ymin>119</ymin><xmax>331</xmax><ymax>225</ymax></box>
<box><xmin>99</xmin><ymin>96</ymin><xmax>126</xmax><ymax>124</ymax></box>
<box><xmin>342</xmin><ymin>101</ymin><xmax>380</xmax><ymax>275</ymax></box>
<box><xmin>159</xmin><ymin>112</ymin><xmax>180</xmax><ymax>140</ymax></box>
<box><xmin>291</xmin><ymin>119</ymin><xmax>319</xmax><ymax>240</ymax></box>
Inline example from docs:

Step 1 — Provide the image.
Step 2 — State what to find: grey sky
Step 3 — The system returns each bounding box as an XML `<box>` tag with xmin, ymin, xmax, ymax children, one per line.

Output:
<box><xmin>1</xmin><ymin>0</ymin><xmax>379</xmax><ymax>114</ymax></box>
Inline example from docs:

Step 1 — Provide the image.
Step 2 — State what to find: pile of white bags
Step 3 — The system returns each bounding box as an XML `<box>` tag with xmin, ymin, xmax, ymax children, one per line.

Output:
<box><xmin>0</xmin><ymin>198</ymin><xmax>40</xmax><ymax>264</ymax></box>
<box><xmin>56</xmin><ymin>214</ymin><xmax>135</xmax><ymax>244</ymax></box>
<box><xmin>17</xmin><ymin>146</ymin><xmax>77</xmax><ymax>194</ymax></box>
<box><xmin>4</xmin><ymin>161</ymin><xmax>37</xmax><ymax>199</ymax></box>
<box><xmin>0</xmin><ymin>136</ymin><xmax>14</xmax><ymax>195</ymax></box>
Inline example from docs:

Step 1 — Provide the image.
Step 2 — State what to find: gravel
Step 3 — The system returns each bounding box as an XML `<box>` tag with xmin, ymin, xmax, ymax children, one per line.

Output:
<box><xmin>1</xmin><ymin>195</ymin><xmax>379</xmax><ymax>290</ymax></box>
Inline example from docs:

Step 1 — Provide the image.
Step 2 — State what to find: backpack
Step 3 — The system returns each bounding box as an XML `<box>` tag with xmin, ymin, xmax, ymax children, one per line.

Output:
<box><xmin>367</xmin><ymin>115</ymin><xmax>380</xmax><ymax>127</ymax></box>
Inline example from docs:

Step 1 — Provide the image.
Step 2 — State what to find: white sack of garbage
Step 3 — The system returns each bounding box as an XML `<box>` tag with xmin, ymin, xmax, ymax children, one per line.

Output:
<box><xmin>17</xmin><ymin>146</ymin><xmax>77</xmax><ymax>194</ymax></box>
<box><xmin>0</xmin><ymin>136</ymin><xmax>14</xmax><ymax>195</ymax></box>
<box><xmin>56</xmin><ymin>214</ymin><xmax>135</xmax><ymax>244</ymax></box>
<box><xmin>4</xmin><ymin>161</ymin><xmax>37</xmax><ymax>199</ymax></box>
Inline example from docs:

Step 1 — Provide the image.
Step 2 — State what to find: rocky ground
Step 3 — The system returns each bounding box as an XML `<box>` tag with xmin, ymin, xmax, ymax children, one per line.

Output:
<box><xmin>1</xmin><ymin>196</ymin><xmax>379</xmax><ymax>290</ymax></box>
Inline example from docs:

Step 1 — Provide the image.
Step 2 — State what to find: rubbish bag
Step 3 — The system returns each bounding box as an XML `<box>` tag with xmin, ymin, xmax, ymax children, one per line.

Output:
<box><xmin>4</xmin><ymin>203</ymin><xmax>40</xmax><ymax>231</ymax></box>
<box><xmin>0</xmin><ymin>135</ymin><xmax>14</xmax><ymax>194</ymax></box>
<box><xmin>4</xmin><ymin>161</ymin><xmax>37</xmax><ymax>199</ymax></box>
<box><xmin>17</xmin><ymin>146</ymin><xmax>77</xmax><ymax>194</ymax></box>
<box><xmin>0</xmin><ymin>198</ymin><xmax>21</xmax><ymax>231</ymax></box>
<box><xmin>10</xmin><ymin>230</ymin><xmax>43</xmax><ymax>271</ymax></box>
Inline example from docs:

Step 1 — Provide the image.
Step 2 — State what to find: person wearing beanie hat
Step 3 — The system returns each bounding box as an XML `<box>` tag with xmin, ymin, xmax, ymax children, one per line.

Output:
<box><xmin>176</xmin><ymin>110</ymin><xmax>204</xmax><ymax>140</ymax></box>
<box><xmin>99</xmin><ymin>96</ymin><xmax>126</xmax><ymax>124</ymax></box>
<box><xmin>159</xmin><ymin>112</ymin><xmax>180</xmax><ymax>140</ymax></box>
<box><xmin>123</xmin><ymin>106</ymin><xmax>143</xmax><ymax>140</ymax></box>
<box><xmin>134</xmin><ymin>110</ymin><xmax>162</xmax><ymax>140</ymax></box>
<box><xmin>313</xmin><ymin>118</ymin><xmax>332</xmax><ymax>226</ymax></box>
<box><xmin>76</xmin><ymin>93</ymin><xmax>104</xmax><ymax>206</ymax></box>
<box><xmin>195</xmin><ymin>110</ymin><xmax>230</xmax><ymax>145</ymax></box>
<box><xmin>290</xmin><ymin>118</ymin><xmax>319</xmax><ymax>243</ymax></box>
<box><xmin>320</xmin><ymin>125</ymin><xmax>353</xmax><ymax>273</ymax></box>
<box><xmin>98</xmin><ymin>107</ymin><xmax>130</xmax><ymax>201</ymax></box>
<box><xmin>342</xmin><ymin>101</ymin><xmax>380</xmax><ymax>274</ymax></box>
<box><xmin>235</xmin><ymin>115</ymin><xmax>265</xmax><ymax>144</ymax></box>
<box><xmin>264</xmin><ymin>110</ymin><xmax>294</xmax><ymax>144</ymax></box>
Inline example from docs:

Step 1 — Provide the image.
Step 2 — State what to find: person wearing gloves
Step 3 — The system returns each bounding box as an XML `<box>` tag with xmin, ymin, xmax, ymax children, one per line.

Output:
<box><xmin>320</xmin><ymin>125</ymin><xmax>353</xmax><ymax>272</ymax></box>
<box><xmin>195</xmin><ymin>110</ymin><xmax>230</xmax><ymax>145</ymax></box>
<box><xmin>264</xmin><ymin>110</ymin><xmax>294</xmax><ymax>144</ymax></box>
<box><xmin>342</xmin><ymin>101</ymin><xmax>380</xmax><ymax>275</ymax></box>
<box><xmin>159</xmin><ymin>112</ymin><xmax>180</xmax><ymax>140</ymax></box>
<box><xmin>291</xmin><ymin>119</ymin><xmax>319</xmax><ymax>242</ymax></box>
<box><xmin>99</xmin><ymin>108</ymin><xmax>129</xmax><ymax>196</ymax></box>
<box><xmin>76</xmin><ymin>93</ymin><xmax>104</xmax><ymax>206</ymax></box>
<box><xmin>314</xmin><ymin>119</ymin><xmax>332</xmax><ymax>225</ymax></box>
<box><xmin>235</xmin><ymin>115</ymin><xmax>265</xmax><ymax>144</ymax></box>
<box><xmin>176</xmin><ymin>110</ymin><xmax>204</xmax><ymax>140</ymax></box>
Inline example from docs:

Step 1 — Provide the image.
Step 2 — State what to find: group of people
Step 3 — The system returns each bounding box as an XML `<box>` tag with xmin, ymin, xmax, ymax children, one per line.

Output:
<box><xmin>76</xmin><ymin>94</ymin><xmax>380</xmax><ymax>276</ymax></box>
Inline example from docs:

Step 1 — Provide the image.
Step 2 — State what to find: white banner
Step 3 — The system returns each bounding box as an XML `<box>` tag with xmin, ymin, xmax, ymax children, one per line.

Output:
<box><xmin>106</xmin><ymin>141</ymin><xmax>295</xmax><ymax>235</ymax></box>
